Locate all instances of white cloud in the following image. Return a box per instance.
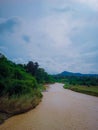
[43,0,98,11]
[39,14,72,48]
[0,0,98,74]
[75,0,98,11]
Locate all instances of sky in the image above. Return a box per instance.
[0,0,98,74]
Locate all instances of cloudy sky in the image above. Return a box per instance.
[0,0,98,74]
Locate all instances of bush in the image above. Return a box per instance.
[0,81,6,97]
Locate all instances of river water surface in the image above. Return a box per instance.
[0,83,98,130]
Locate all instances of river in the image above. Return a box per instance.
[0,83,98,130]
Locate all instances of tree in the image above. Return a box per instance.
[26,61,39,76]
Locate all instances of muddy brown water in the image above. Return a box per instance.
[0,83,98,130]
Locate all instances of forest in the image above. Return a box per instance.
[0,53,54,97]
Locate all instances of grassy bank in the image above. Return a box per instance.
[64,84,98,97]
[0,90,42,124]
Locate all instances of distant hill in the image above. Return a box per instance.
[57,71,98,77]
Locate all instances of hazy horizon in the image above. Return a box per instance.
[0,0,98,74]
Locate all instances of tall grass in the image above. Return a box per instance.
[0,90,42,124]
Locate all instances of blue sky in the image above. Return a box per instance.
[0,0,98,74]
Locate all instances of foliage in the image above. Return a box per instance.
[24,61,55,84]
[0,54,38,97]
[0,53,55,124]
[54,75,98,86]
[0,53,44,123]
[54,74,98,96]
[0,53,54,98]
[64,84,98,97]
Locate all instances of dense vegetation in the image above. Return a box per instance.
[24,61,54,84]
[0,53,54,124]
[54,75,98,96]
[54,75,98,86]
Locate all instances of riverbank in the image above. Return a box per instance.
[0,83,50,124]
[0,91,42,124]
[64,84,98,97]
[0,83,98,130]
[0,54,54,125]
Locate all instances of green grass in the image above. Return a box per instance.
[64,84,98,97]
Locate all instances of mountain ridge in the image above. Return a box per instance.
[57,71,98,77]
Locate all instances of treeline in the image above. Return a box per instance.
[54,75,98,86]
[0,53,54,123]
[0,55,35,97]
[20,61,54,84]
[0,53,54,97]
